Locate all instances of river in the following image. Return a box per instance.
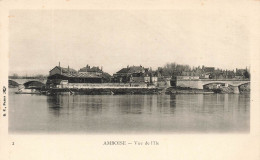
[8,88,250,134]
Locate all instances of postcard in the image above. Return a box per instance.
[0,0,260,160]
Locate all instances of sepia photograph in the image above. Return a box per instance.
[1,1,260,160]
[8,10,251,134]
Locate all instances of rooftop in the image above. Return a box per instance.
[79,66,103,73]
[116,66,148,74]
[50,66,77,73]
[61,72,101,78]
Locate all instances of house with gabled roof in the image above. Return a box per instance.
[78,65,103,76]
[112,65,158,84]
[47,63,103,88]
[49,62,77,76]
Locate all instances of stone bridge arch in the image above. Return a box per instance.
[237,82,250,93]
[23,81,45,89]
[9,78,47,88]
[9,80,20,87]
[201,81,250,93]
[202,82,229,86]
[237,81,250,87]
[202,82,230,90]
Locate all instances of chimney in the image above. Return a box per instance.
[101,66,103,71]
[60,62,62,74]
[68,65,70,71]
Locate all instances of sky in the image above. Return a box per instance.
[9,10,250,76]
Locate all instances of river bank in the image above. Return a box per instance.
[13,84,250,95]
[166,86,250,94]
[165,87,214,94]
[44,88,161,95]
[43,87,215,95]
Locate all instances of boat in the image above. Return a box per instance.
[15,88,41,94]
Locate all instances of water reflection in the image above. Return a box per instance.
[169,95,177,112]
[9,88,250,133]
[46,94,250,118]
[47,95,104,116]
[117,95,145,114]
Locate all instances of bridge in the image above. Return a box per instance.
[9,78,47,88]
[176,79,250,93]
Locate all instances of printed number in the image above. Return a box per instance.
[12,142,14,145]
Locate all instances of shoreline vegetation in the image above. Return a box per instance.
[43,87,250,95]
[49,86,250,95]
[11,85,250,95]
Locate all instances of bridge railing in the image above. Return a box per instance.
[177,78,250,81]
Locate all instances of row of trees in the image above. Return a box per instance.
[156,63,250,79]
[9,73,48,79]
[157,63,191,77]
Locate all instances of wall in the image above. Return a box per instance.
[56,83,149,89]
[177,76,200,80]
[176,80,203,89]
[78,71,102,76]
[132,77,144,83]
[156,79,171,88]
[151,77,158,85]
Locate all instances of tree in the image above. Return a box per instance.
[243,70,250,79]
[10,73,19,79]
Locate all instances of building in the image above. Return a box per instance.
[49,65,77,76]
[47,63,103,88]
[78,65,103,76]
[47,72,103,88]
[199,66,215,79]
[112,65,157,84]
[79,65,112,82]
[112,65,147,83]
